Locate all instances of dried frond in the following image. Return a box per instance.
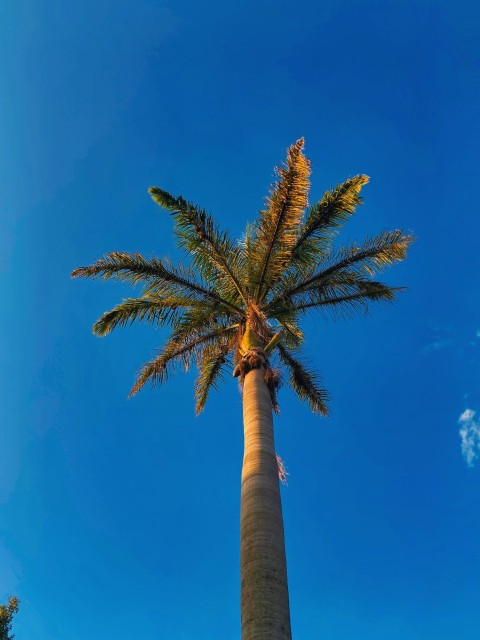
[276,454,288,485]
[264,365,281,414]
[246,301,271,344]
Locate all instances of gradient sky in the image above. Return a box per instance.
[1,1,479,638]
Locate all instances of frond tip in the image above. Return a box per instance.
[292,174,370,264]
[194,346,230,414]
[250,138,311,300]
[277,345,329,415]
[92,296,179,336]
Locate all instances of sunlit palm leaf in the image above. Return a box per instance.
[71,251,244,316]
[149,187,246,303]
[291,174,369,267]
[93,295,181,336]
[267,229,412,310]
[250,138,311,300]
[287,282,403,320]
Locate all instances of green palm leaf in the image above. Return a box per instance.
[277,344,329,415]
[129,324,238,397]
[194,345,231,415]
[267,229,413,310]
[93,295,182,336]
[283,282,403,320]
[149,187,246,303]
[291,174,369,266]
[71,251,244,316]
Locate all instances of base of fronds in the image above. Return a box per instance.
[233,349,281,413]
[232,348,266,378]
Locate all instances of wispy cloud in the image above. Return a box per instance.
[420,339,454,355]
[458,409,480,467]
[421,326,480,356]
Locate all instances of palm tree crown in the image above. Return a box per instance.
[72,138,412,415]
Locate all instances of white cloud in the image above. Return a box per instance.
[458,408,480,467]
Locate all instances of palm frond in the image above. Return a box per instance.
[169,303,239,346]
[149,187,246,303]
[267,229,413,309]
[237,223,257,295]
[93,295,182,336]
[71,251,166,284]
[250,138,311,300]
[284,282,404,320]
[277,344,329,415]
[274,315,304,348]
[129,324,238,396]
[194,345,231,415]
[71,251,245,316]
[291,175,369,266]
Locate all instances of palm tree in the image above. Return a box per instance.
[72,139,412,640]
[0,596,19,640]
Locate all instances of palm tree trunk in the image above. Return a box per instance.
[240,366,292,640]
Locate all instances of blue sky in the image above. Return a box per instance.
[1,0,479,638]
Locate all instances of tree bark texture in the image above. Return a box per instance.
[240,367,292,640]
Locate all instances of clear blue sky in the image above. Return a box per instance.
[1,1,479,638]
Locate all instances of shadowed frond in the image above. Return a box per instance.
[237,223,256,292]
[194,345,232,415]
[71,251,244,316]
[129,324,238,397]
[274,315,304,348]
[277,345,329,415]
[291,175,369,267]
[250,138,311,300]
[149,187,246,303]
[93,295,182,336]
[168,302,240,348]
